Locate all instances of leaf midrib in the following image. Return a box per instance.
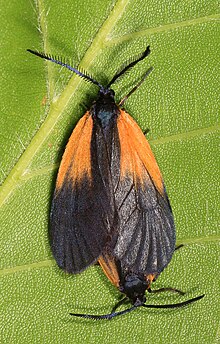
[12,124,220,184]
[0,3,218,208]
[0,0,130,207]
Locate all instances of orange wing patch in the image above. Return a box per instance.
[98,254,120,288]
[56,111,93,189]
[117,110,164,195]
[145,274,156,289]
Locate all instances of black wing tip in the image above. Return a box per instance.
[52,251,100,275]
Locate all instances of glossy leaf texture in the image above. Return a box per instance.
[0,1,219,343]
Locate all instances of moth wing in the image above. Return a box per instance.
[98,253,120,288]
[113,110,176,276]
[50,112,115,273]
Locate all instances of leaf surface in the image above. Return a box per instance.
[0,1,219,343]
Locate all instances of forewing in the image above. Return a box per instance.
[98,253,120,287]
[113,110,176,276]
[50,112,116,273]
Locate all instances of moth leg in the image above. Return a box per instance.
[111,297,128,314]
[148,287,185,296]
[143,128,150,136]
[175,244,184,251]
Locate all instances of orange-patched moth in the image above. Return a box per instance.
[28,46,204,319]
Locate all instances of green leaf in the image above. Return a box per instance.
[0,1,219,343]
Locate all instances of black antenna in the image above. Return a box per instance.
[119,66,153,106]
[27,49,103,89]
[70,305,138,320]
[70,294,204,320]
[27,46,152,95]
[142,294,205,309]
[107,45,151,88]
